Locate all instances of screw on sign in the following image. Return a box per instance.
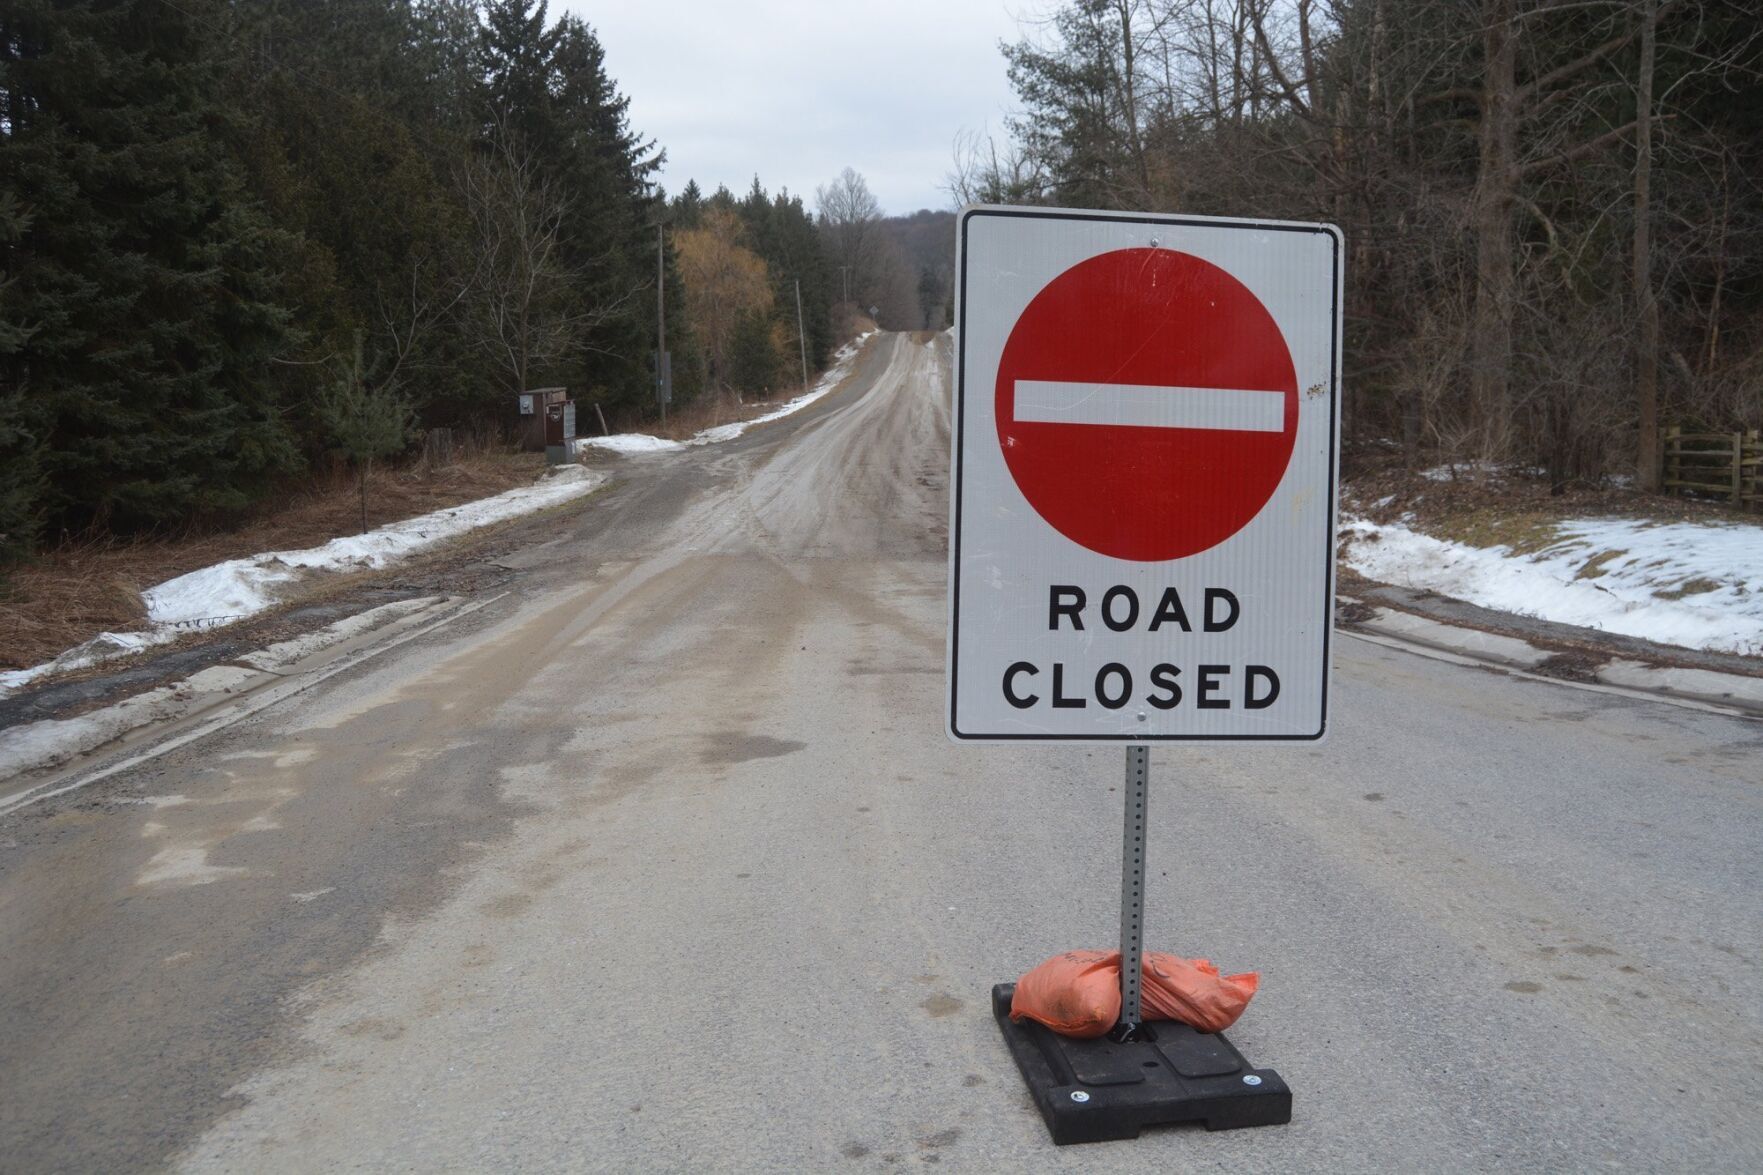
[995,247,1297,562]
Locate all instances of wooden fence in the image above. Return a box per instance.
[1663,426,1760,509]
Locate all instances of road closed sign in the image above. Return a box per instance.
[947,206,1341,742]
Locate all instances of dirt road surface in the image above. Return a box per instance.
[2,333,1759,1171]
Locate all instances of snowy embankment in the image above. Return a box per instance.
[0,334,875,700]
[1340,512,1763,656]
[574,331,872,456]
[0,466,605,698]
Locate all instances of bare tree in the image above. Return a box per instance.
[372,248,476,397]
[946,127,1047,205]
[816,167,884,311]
[458,117,627,398]
[984,0,1763,487]
[674,208,772,390]
[1633,0,1660,489]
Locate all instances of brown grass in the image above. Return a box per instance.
[1345,446,1758,539]
[637,388,795,443]
[0,449,546,670]
[600,329,876,442]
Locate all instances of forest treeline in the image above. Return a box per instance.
[953,0,1763,490]
[0,0,920,567]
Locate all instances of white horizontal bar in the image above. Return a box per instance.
[1013,380,1285,432]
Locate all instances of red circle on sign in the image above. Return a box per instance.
[995,248,1297,562]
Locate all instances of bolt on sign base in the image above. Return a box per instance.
[991,983,1291,1144]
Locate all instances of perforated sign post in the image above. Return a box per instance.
[952,206,1339,1143]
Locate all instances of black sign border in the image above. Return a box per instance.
[947,206,1342,742]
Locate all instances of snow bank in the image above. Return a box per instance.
[3,334,877,698]
[0,466,605,698]
[144,465,603,626]
[0,629,184,699]
[573,433,683,455]
[575,331,873,455]
[1341,514,1763,655]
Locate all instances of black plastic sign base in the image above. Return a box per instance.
[992,983,1292,1144]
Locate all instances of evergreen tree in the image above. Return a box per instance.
[672,180,706,228]
[772,190,835,366]
[727,309,781,396]
[0,192,42,565]
[471,4,664,410]
[317,335,415,535]
[476,0,560,145]
[736,178,834,369]
[0,0,300,551]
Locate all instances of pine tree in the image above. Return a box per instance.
[468,5,665,410]
[0,0,300,551]
[673,180,706,228]
[727,309,781,396]
[735,178,834,369]
[476,0,561,145]
[317,336,415,534]
[226,0,490,431]
[0,191,43,566]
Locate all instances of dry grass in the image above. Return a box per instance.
[1345,445,1758,543]
[602,328,877,443]
[0,449,546,670]
[637,389,793,443]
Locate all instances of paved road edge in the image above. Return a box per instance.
[1340,593,1763,718]
[0,595,482,809]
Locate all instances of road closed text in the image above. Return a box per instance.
[999,584,1281,712]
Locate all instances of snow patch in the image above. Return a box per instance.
[0,629,184,698]
[573,433,683,455]
[1340,514,1763,655]
[1418,461,1545,482]
[0,682,189,783]
[574,331,873,455]
[144,465,601,628]
[0,468,603,699]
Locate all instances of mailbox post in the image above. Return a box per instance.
[517,388,571,454]
[544,399,577,465]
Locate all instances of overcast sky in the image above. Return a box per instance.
[574,1,1033,216]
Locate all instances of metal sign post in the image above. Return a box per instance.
[1115,745,1148,1039]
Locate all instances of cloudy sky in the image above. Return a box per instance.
[575,1,1033,216]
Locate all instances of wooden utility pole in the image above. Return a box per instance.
[1634,0,1660,491]
[794,279,809,390]
[657,223,668,425]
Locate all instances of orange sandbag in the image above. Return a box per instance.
[1141,952,1259,1033]
[1009,950,1122,1038]
[1010,949,1259,1038]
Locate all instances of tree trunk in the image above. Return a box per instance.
[1633,0,1660,491]
[1547,391,1568,496]
[360,459,369,536]
[1470,0,1518,459]
[1704,151,1729,374]
[1114,0,1151,202]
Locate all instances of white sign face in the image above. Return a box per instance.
[946,206,1341,743]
